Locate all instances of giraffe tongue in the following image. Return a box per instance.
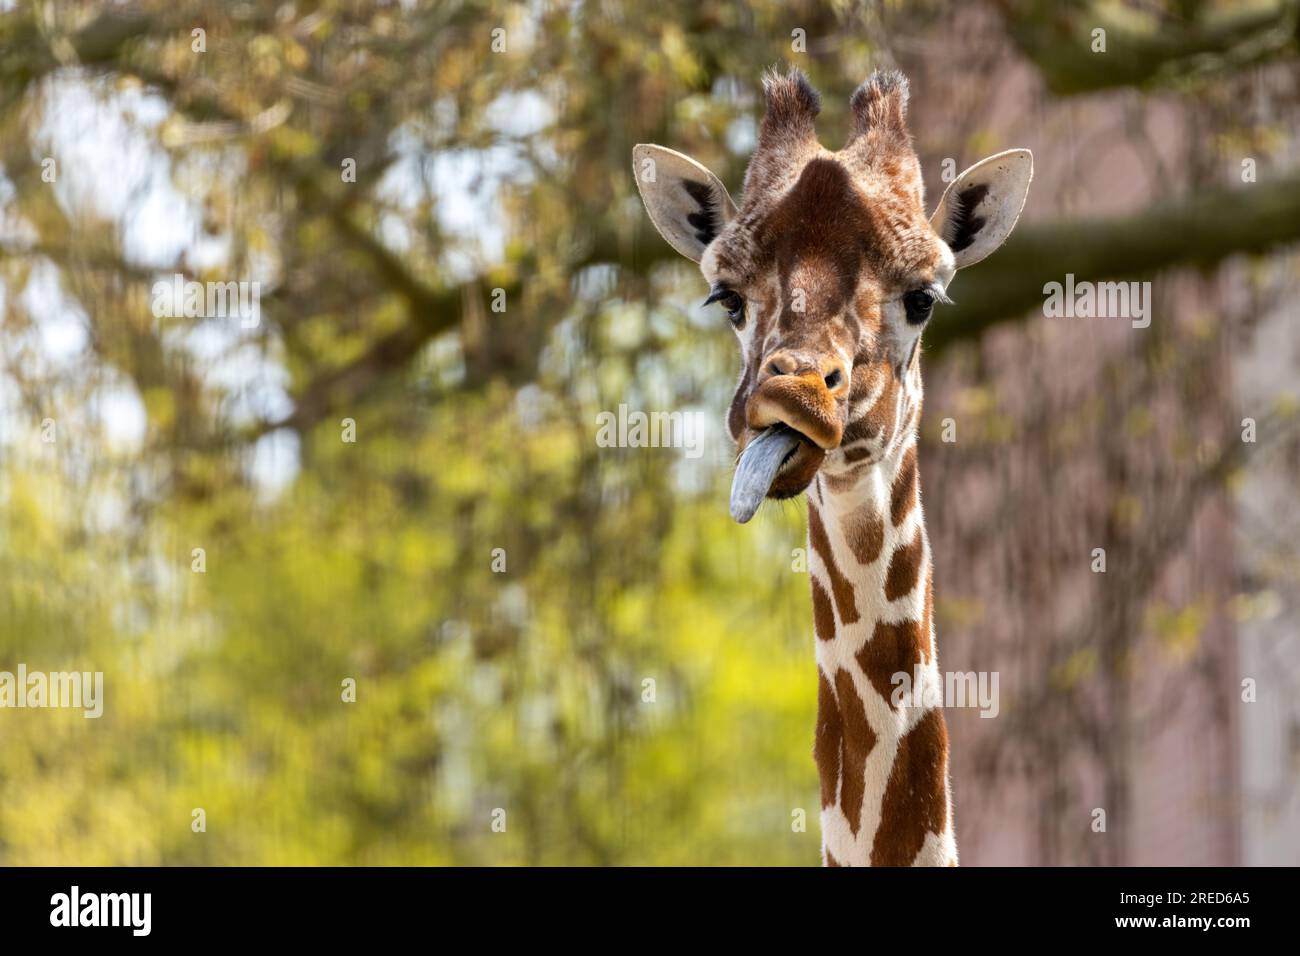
[730,425,802,524]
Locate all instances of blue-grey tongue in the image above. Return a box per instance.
[730,426,802,523]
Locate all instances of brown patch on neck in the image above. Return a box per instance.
[814,671,841,809]
[811,576,835,641]
[844,504,884,565]
[824,463,871,494]
[808,503,859,624]
[884,525,924,601]
[890,445,918,526]
[869,709,949,866]
[833,667,877,836]
[855,619,926,709]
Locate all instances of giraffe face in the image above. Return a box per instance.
[634,69,1032,517]
[703,148,951,499]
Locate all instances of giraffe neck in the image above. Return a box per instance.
[806,438,956,866]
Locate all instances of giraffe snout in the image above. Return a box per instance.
[747,349,848,450]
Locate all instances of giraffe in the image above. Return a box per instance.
[632,67,1032,866]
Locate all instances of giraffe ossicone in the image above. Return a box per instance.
[633,67,1032,866]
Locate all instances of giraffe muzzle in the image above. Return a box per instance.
[746,368,845,450]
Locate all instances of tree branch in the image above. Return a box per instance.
[263,218,676,433]
[999,0,1300,94]
[928,170,1300,351]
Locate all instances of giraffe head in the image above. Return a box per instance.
[633,68,1031,519]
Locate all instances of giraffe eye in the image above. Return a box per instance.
[704,287,746,328]
[903,288,935,324]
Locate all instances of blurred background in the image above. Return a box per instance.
[0,0,1298,865]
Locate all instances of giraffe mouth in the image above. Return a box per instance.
[730,424,809,523]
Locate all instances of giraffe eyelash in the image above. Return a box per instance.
[704,285,746,327]
[702,286,735,307]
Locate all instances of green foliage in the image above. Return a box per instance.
[1,379,819,863]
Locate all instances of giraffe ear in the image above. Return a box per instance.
[930,149,1033,269]
[632,144,737,263]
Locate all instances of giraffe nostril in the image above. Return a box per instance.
[769,362,785,377]
[824,368,843,390]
